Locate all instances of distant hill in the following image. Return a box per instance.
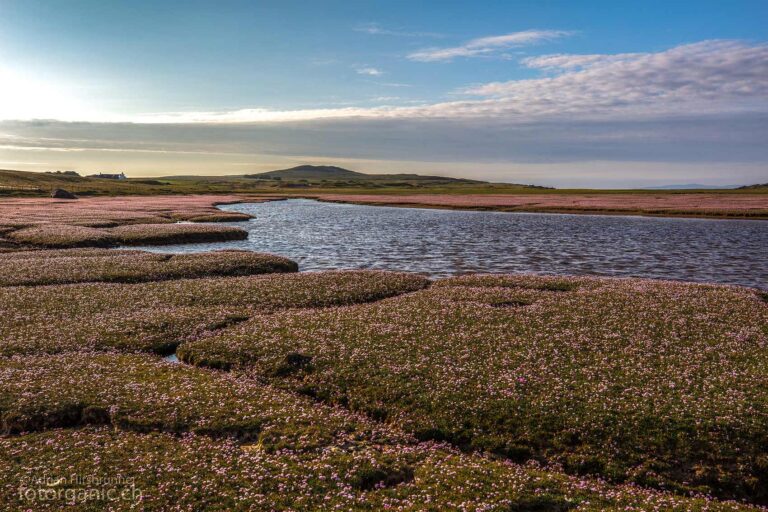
[246,165,366,180]
[0,169,87,192]
[737,183,768,190]
[0,168,174,197]
[2,167,546,197]
[243,165,484,183]
[643,184,740,190]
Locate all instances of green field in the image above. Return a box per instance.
[0,173,766,509]
[2,167,766,197]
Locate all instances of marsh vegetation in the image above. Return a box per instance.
[0,196,765,510]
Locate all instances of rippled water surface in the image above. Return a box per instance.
[138,199,768,288]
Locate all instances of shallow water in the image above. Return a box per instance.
[134,199,768,289]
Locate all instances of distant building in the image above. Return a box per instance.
[89,172,127,180]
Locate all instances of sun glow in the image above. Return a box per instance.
[0,66,99,121]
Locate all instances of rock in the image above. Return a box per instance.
[51,188,78,199]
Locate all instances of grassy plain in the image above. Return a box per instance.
[0,251,764,510]
[2,168,767,219]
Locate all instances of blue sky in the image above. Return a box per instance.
[0,0,766,186]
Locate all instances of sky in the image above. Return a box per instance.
[0,0,766,187]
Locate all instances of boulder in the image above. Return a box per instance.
[51,188,78,199]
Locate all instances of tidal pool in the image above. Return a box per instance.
[133,199,768,289]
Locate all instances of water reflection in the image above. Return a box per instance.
[134,199,768,289]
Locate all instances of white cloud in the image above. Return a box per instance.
[3,40,766,130]
[354,23,442,38]
[356,67,384,76]
[373,82,412,88]
[3,38,766,185]
[408,29,573,62]
[462,40,768,117]
[132,108,379,123]
[3,117,767,186]
[125,40,768,125]
[520,52,643,70]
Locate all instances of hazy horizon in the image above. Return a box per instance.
[1,0,767,188]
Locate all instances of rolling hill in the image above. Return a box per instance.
[3,167,764,199]
[245,165,366,180]
[738,183,768,190]
[643,183,740,190]
[0,167,506,197]
[242,165,485,184]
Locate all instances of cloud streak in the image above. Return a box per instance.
[2,115,766,187]
[354,23,442,38]
[2,39,767,186]
[122,40,767,125]
[407,29,573,62]
[356,67,384,76]
[463,40,768,116]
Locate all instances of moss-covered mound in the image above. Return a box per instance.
[0,249,297,286]
[0,270,430,356]
[5,223,250,248]
[6,224,119,248]
[1,428,757,511]
[178,274,768,502]
[109,223,248,245]
[174,211,253,222]
[0,353,398,447]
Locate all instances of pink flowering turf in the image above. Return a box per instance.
[1,427,760,511]
[0,270,430,357]
[6,223,250,248]
[0,249,298,286]
[179,274,768,502]
[0,195,263,249]
[6,224,119,248]
[108,222,248,245]
[0,241,765,509]
[0,194,257,226]
[317,193,768,218]
[0,352,402,447]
